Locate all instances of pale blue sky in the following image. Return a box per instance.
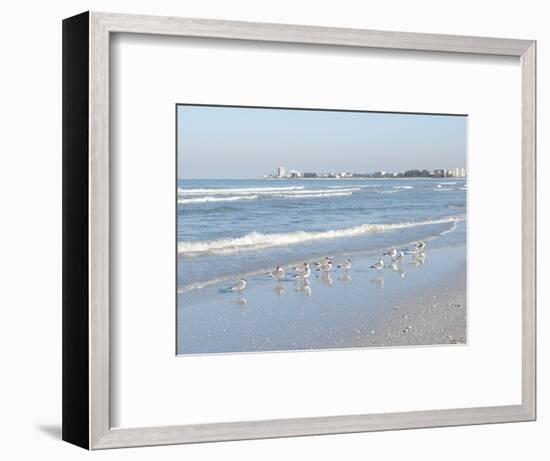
[177,105,467,179]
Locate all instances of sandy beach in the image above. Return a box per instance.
[177,221,467,355]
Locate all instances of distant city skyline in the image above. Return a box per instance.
[265,165,467,179]
[177,105,467,179]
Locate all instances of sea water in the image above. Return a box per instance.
[177,178,466,293]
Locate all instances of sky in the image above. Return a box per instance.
[177,105,467,179]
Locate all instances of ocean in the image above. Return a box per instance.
[177,178,467,294]
[176,178,467,354]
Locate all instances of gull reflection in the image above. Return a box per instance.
[232,296,248,308]
[338,273,353,284]
[295,279,312,296]
[371,275,384,287]
[409,252,426,266]
[273,282,285,297]
[320,271,333,286]
[391,262,406,279]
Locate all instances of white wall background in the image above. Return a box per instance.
[0,0,545,459]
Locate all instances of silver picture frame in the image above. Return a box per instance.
[62,11,536,449]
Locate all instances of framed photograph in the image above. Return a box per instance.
[63,11,536,449]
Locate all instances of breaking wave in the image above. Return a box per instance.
[178,195,258,204]
[178,216,465,257]
[274,192,353,199]
[178,186,305,196]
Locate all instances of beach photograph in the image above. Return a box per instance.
[176,105,467,355]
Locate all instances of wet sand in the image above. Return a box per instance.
[177,234,467,354]
[347,268,466,348]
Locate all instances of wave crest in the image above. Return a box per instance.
[274,191,353,199]
[178,195,258,204]
[178,186,304,196]
[178,216,465,257]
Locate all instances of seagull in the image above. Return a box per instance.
[316,259,332,272]
[268,266,285,280]
[337,258,352,270]
[293,263,311,279]
[370,258,384,272]
[392,250,405,263]
[230,279,246,291]
[293,261,308,271]
[294,261,309,271]
[404,246,421,255]
[314,256,330,267]
[415,241,426,252]
[383,248,397,260]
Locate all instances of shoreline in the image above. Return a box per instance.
[177,237,467,354]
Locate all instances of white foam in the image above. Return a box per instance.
[433,188,453,191]
[326,184,382,189]
[376,190,400,194]
[178,195,258,204]
[278,188,360,194]
[439,220,458,235]
[392,185,413,189]
[274,192,353,199]
[178,216,465,257]
[178,186,304,196]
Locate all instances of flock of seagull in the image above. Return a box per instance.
[227,240,427,293]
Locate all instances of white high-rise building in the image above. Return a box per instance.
[447,167,467,178]
[278,166,286,177]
